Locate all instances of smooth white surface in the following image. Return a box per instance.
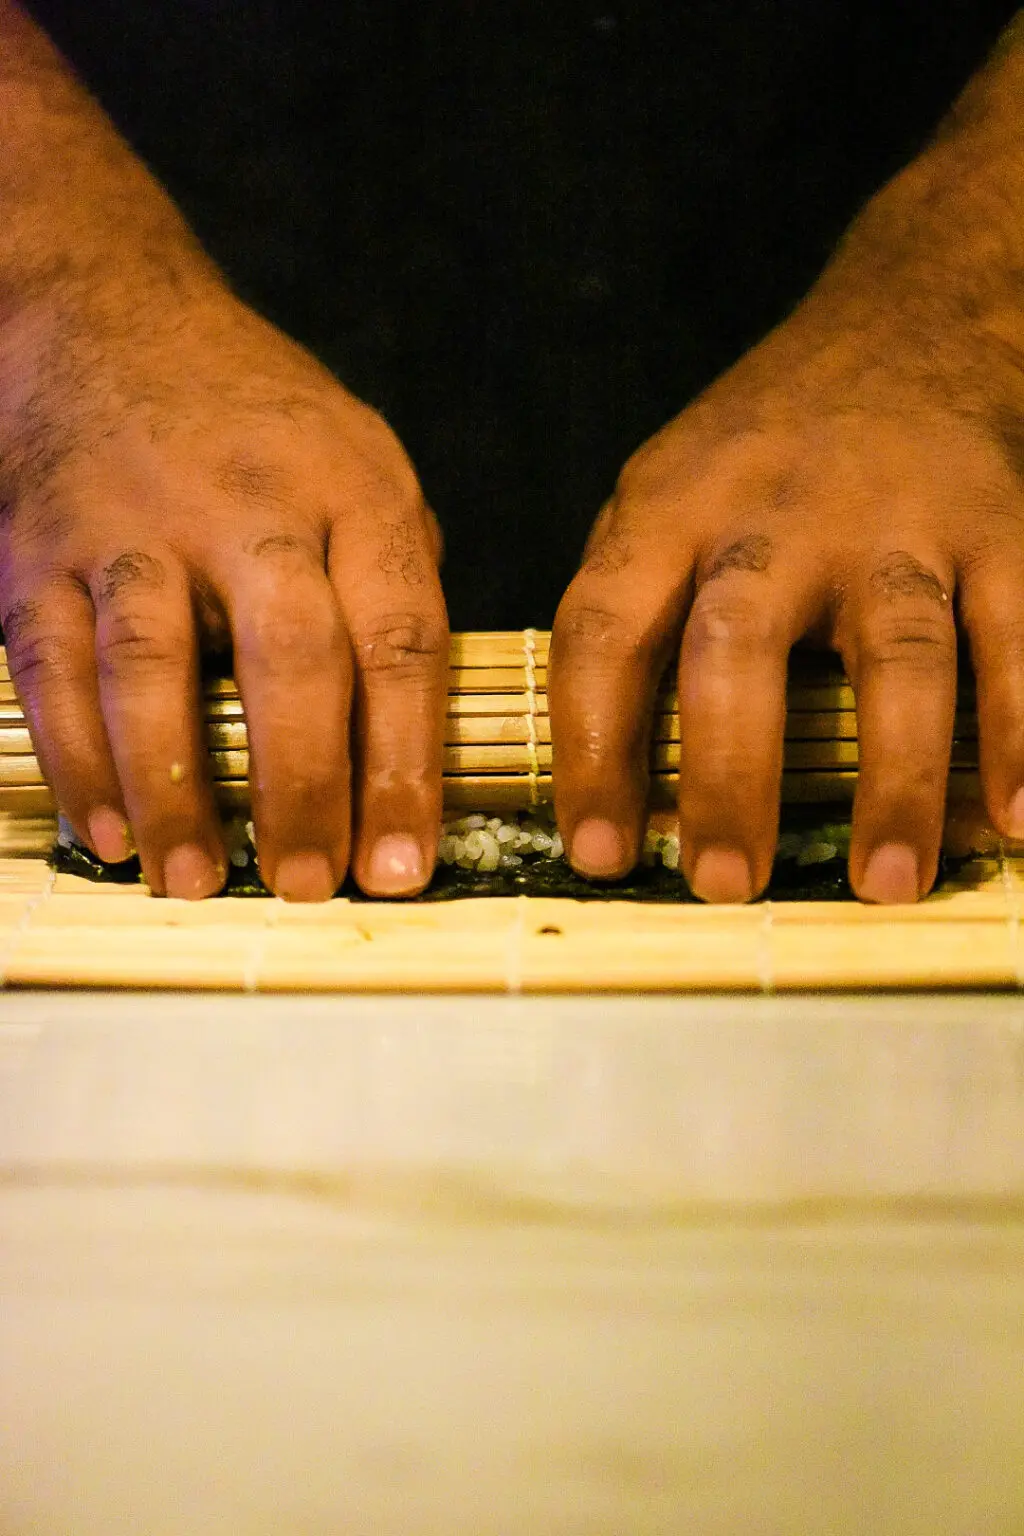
[3,993,1024,1534]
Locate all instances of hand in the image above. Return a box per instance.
[0,277,447,899]
[550,215,1024,903]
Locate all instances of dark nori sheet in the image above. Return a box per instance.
[49,813,969,903]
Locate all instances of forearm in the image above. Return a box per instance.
[0,0,218,318]
[807,12,1024,372]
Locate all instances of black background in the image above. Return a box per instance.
[23,0,1020,627]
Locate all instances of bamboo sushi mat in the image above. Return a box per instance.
[0,843,1019,991]
[0,630,1014,992]
[0,629,986,812]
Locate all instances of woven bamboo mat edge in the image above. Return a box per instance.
[0,854,1022,993]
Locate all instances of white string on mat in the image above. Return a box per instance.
[0,866,55,988]
[242,898,283,994]
[757,900,775,995]
[998,840,1024,989]
[503,894,530,995]
[522,627,541,807]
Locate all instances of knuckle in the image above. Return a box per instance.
[96,612,183,677]
[93,552,184,676]
[699,533,773,585]
[553,602,654,663]
[613,415,721,508]
[854,610,956,671]
[614,450,654,502]
[353,611,447,680]
[866,552,949,607]
[2,598,78,690]
[346,441,423,519]
[97,550,167,605]
[3,595,46,664]
[615,435,682,501]
[580,502,634,579]
[245,531,317,565]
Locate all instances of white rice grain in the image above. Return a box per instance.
[477,831,501,871]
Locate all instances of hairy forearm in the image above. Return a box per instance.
[811,11,1024,362]
[0,0,218,318]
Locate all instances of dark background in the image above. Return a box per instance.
[23,0,1020,628]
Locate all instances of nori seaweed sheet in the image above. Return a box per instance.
[49,812,968,903]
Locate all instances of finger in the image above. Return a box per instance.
[228,537,352,902]
[1,577,133,862]
[92,547,225,898]
[835,549,957,904]
[675,542,820,902]
[956,540,1024,841]
[328,505,448,897]
[549,494,690,880]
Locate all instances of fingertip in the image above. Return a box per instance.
[361,832,431,897]
[162,843,226,901]
[86,806,135,864]
[688,847,754,904]
[271,850,338,903]
[856,843,921,905]
[569,818,632,880]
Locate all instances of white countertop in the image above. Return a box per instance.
[3,992,1023,1534]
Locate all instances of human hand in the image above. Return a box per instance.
[0,278,447,899]
[550,164,1024,903]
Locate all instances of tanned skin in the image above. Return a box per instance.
[1,8,1022,905]
[0,0,447,901]
[551,13,1024,903]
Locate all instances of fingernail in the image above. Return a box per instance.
[570,818,627,878]
[690,847,753,903]
[88,807,135,864]
[860,843,920,904]
[273,851,336,903]
[163,844,224,900]
[1008,789,1024,840]
[367,834,425,895]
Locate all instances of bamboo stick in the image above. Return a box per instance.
[0,708,983,753]
[0,769,988,815]
[0,635,985,814]
[0,741,984,786]
[0,862,1022,991]
[0,675,977,716]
